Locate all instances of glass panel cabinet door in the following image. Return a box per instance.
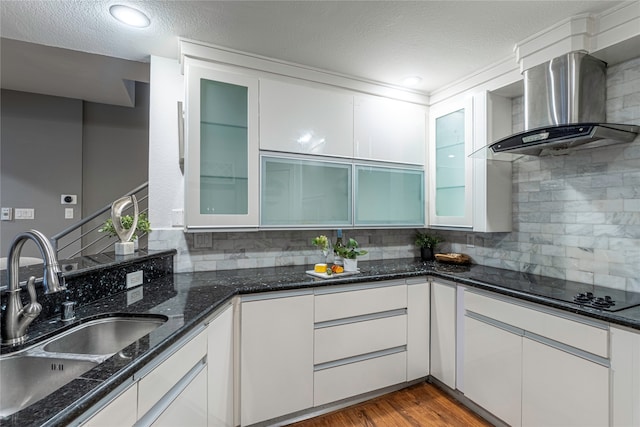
[355,165,424,226]
[261,156,352,227]
[429,98,473,228]
[185,63,259,228]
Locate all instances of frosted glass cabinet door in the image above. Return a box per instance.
[261,156,352,227]
[354,95,426,165]
[185,63,259,229]
[259,79,354,157]
[355,165,424,226]
[429,99,473,228]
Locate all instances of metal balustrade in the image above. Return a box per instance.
[51,182,149,259]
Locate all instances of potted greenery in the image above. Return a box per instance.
[334,238,368,271]
[99,212,151,250]
[415,231,443,261]
[311,235,330,262]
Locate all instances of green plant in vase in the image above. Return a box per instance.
[415,231,443,261]
[333,238,367,272]
[99,212,152,243]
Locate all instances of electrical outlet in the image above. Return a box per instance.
[127,287,143,305]
[466,234,475,248]
[194,233,212,249]
[126,270,144,288]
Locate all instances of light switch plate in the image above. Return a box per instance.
[1,207,12,221]
[15,208,35,219]
[126,270,144,288]
[65,208,74,219]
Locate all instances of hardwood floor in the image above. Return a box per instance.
[287,382,492,427]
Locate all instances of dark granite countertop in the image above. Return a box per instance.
[2,257,639,426]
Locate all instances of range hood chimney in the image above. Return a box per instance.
[489,51,639,156]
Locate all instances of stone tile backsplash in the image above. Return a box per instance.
[150,56,640,292]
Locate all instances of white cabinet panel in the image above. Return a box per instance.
[150,367,208,427]
[137,329,208,417]
[465,291,608,358]
[240,293,314,425]
[314,314,407,364]
[207,306,234,427]
[429,99,473,228]
[261,155,352,227]
[314,351,407,406]
[315,283,407,322]
[464,316,522,427]
[522,337,609,427]
[82,383,137,427]
[611,326,640,427]
[430,280,456,389]
[260,79,354,157]
[184,62,259,229]
[407,280,430,381]
[354,165,425,226]
[354,95,426,165]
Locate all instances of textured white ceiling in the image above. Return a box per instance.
[0,0,627,104]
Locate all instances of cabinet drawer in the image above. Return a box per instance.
[314,351,407,406]
[137,329,208,416]
[465,291,608,357]
[315,283,407,322]
[315,314,407,364]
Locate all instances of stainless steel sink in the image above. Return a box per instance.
[0,355,97,418]
[43,316,167,355]
[0,314,167,418]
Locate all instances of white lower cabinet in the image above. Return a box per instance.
[149,366,208,427]
[464,315,522,427]
[240,291,314,426]
[522,337,608,427]
[82,382,138,427]
[430,280,456,389]
[464,290,611,427]
[313,281,411,407]
[314,351,407,406]
[207,305,234,427]
[406,279,430,381]
[611,326,640,426]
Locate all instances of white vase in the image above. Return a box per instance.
[343,258,358,272]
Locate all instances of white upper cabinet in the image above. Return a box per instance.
[354,95,426,165]
[428,97,473,228]
[184,61,259,229]
[259,78,354,158]
[471,91,512,233]
[428,91,512,231]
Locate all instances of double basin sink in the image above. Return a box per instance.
[0,314,167,418]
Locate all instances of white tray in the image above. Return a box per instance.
[305,269,360,279]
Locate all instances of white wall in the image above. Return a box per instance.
[148,56,184,231]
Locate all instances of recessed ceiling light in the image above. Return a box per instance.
[401,76,422,87]
[109,5,150,28]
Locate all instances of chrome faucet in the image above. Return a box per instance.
[2,230,66,345]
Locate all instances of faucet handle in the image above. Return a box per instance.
[24,277,42,319]
[61,301,76,322]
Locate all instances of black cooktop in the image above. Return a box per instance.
[467,267,640,312]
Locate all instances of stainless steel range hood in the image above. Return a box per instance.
[488,51,639,157]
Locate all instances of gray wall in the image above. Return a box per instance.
[0,84,149,259]
[82,82,149,253]
[0,90,83,258]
